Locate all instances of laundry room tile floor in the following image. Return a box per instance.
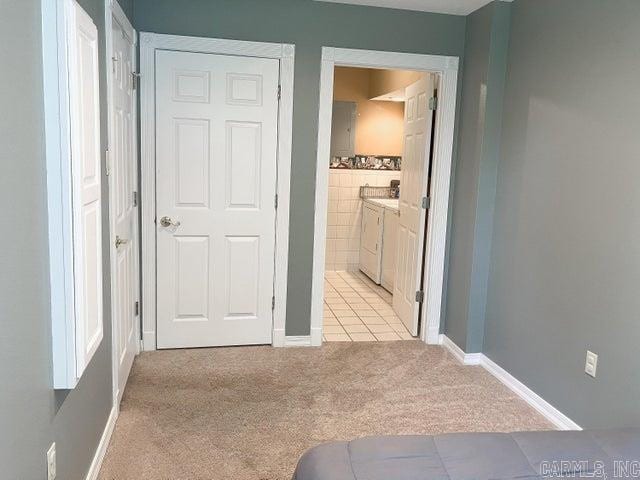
[323,271,415,342]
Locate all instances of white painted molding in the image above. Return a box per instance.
[140,32,156,352]
[312,47,459,348]
[480,355,582,431]
[310,326,323,347]
[139,33,294,351]
[85,405,118,480]
[438,335,581,431]
[273,45,296,349]
[439,335,482,365]
[272,328,285,348]
[42,0,78,389]
[283,336,313,347]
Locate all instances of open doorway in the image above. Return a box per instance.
[321,66,437,342]
[311,47,459,347]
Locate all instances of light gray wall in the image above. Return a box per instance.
[133,0,467,336]
[0,1,130,478]
[444,1,510,353]
[484,0,640,428]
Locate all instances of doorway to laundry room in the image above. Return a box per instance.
[322,66,438,342]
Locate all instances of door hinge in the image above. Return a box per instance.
[132,72,140,90]
[134,301,139,316]
[275,194,279,210]
[111,56,118,74]
[277,85,281,100]
[422,196,431,210]
[105,149,111,176]
[415,291,424,303]
[428,96,438,111]
[272,296,276,310]
[133,191,138,207]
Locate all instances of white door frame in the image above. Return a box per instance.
[139,33,295,350]
[311,47,459,346]
[105,0,139,403]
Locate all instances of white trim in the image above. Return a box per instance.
[85,405,118,480]
[283,336,313,347]
[480,354,582,431]
[438,335,582,431]
[438,334,482,365]
[42,0,78,389]
[312,47,459,348]
[140,33,295,350]
[105,0,139,404]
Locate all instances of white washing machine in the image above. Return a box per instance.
[359,198,400,286]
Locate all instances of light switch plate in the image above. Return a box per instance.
[47,442,56,480]
[585,350,598,378]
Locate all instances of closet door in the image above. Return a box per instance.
[67,0,103,374]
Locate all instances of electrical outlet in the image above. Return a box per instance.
[47,443,56,480]
[585,351,598,378]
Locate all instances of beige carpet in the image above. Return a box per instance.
[98,341,552,480]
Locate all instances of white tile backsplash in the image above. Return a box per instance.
[325,169,401,271]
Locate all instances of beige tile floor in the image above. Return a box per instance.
[323,270,415,342]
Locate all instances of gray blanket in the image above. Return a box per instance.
[293,429,640,479]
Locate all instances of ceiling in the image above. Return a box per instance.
[314,0,510,16]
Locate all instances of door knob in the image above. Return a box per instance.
[115,236,128,248]
[159,216,181,228]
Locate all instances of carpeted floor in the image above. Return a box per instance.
[98,341,553,480]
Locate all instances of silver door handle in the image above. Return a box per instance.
[115,236,128,248]
[159,216,181,228]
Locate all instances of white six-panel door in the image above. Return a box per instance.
[393,74,434,336]
[109,12,139,402]
[155,50,280,349]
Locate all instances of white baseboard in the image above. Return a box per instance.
[283,335,313,347]
[480,355,582,431]
[439,335,581,431]
[85,405,118,480]
[439,334,482,365]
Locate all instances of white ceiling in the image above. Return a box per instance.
[314,0,510,16]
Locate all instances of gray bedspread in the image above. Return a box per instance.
[292,429,640,479]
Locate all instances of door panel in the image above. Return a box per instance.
[175,236,210,319]
[226,122,261,208]
[393,74,434,335]
[225,236,260,318]
[109,14,138,403]
[156,50,279,349]
[175,119,210,207]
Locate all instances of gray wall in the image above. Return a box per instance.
[483,0,640,428]
[133,0,467,335]
[444,1,510,353]
[0,1,130,478]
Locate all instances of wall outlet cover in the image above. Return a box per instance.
[585,350,598,378]
[47,442,56,480]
